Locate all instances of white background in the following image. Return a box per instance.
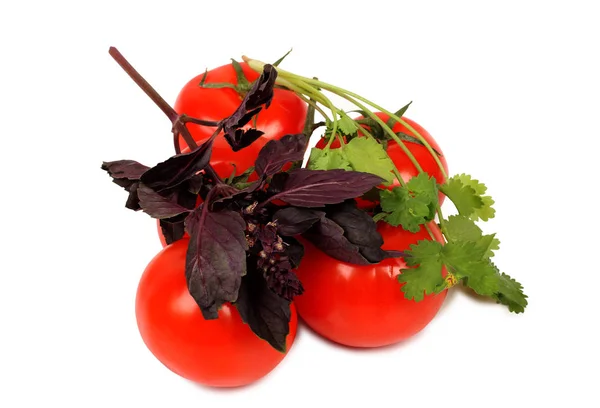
[1,0,598,406]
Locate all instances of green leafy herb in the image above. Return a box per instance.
[399,234,526,312]
[378,173,438,232]
[440,174,495,221]
[343,137,395,185]
[337,112,359,136]
[455,174,495,221]
[307,147,352,171]
[397,240,446,301]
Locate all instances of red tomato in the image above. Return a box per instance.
[174,61,307,177]
[315,114,448,205]
[136,239,298,387]
[294,222,446,348]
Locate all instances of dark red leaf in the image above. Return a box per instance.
[255,134,307,177]
[140,139,213,192]
[273,207,325,236]
[184,206,248,319]
[137,184,191,219]
[235,270,291,352]
[159,217,186,245]
[101,160,150,186]
[101,160,150,210]
[302,217,371,265]
[269,169,383,207]
[222,64,277,151]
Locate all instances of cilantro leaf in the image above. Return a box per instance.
[494,272,528,313]
[343,137,395,185]
[307,147,352,171]
[439,176,483,218]
[378,174,438,232]
[398,240,446,301]
[337,112,358,136]
[455,174,495,221]
[444,215,500,258]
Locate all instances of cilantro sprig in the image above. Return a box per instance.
[243,56,528,314]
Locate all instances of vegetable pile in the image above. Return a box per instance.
[103,47,527,386]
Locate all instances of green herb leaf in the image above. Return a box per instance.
[494,272,528,313]
[307,147,352,171]
[439,176,483,218]
[455,174,495,221]
[444,215,500,258]
[398,240,446,301]
[337,112,359,136]
[343,137,395,185]
[378,173,438,232]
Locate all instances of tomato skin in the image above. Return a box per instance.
[294,222,446,348]
[174,61,307,176]
[315,115,448,206]
[136,239,298,387]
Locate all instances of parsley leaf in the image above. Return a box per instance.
[398,240,446,301]
[307,147,352,171]
[378,173,438,232]
[343,137,395,185]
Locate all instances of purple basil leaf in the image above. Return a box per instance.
[101,160,150,211]
[326,200,404,263]
[245,64,277,110]
[159,216,186,245]
[225,128,265,152]
[185,206,248,319]
[273,207,325,236]
[267,172,289,196]
[235,270,291,352]
[302,217,371,265]
[211,180,262,212]
[326,200,383,247]
[137,184,192,219]
[140,139,213,192]
[255,134,308,177]
[222,65,277,151]
[282,236,304,268]
[187,173,204,195]
[270,169,384,207]
[101,160,150,187]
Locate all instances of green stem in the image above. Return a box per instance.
[268,66,448,179]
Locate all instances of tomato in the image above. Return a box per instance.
[315,114,448,205]
[136,239,298,387]
[294,222,446,348]
[174,61,307,177]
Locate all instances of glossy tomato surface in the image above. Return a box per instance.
[315,114,448,205]
[174,61,307,178]
[136,239,298,387]
[294,222,446,348]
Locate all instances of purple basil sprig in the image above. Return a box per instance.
[102,59,401,352]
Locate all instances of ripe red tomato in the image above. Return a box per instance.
[315,114,448,205]
[174,61,307,177]
[136,239,298,387]
[294,222,446,348]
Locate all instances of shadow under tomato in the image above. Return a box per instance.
[296,313,438,355]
